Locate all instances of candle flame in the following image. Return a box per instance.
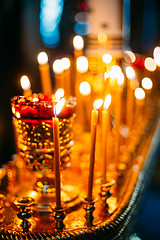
[55,88,65,100]
[154,54,160,67]
[79,81,91,96]
[126,66,135,80]
[102,54,112,64]
[16,111,21,118]
[110,65,122,79]
[54,98,65,116]
[76,56,88,73]
[93,99,103,110]
[73,35,84,50]
[12,106,15,114]
[124,50,136,63]
[61,57,71,70]
[153,46,160,57]
[142,77,153,90]
[104,72,110,81]
[117,73,124,87]
[103,94,111,110]
[33,97,39,102]
[53,59,63,74]
[37,52,48,65]
[144,57,157,72]
[20,75,31,90]
[153,50,160,67]
[134,88,145,100]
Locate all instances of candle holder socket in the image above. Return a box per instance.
[14,196,35,232]
[52,204,67,231]
[82,198,98,227]
[99,178,116,210]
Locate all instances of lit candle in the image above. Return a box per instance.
[20,75,32,97]
[73,35,84,60]
[114,72,124,166]
[55,88,65,101]
[141,77,153,92]
[87,106,98,202]
[52,98,65,209]
[126,66,136,128]
[144,57,157,72]
[134,88,145,121]
[79,81,92,129]
[102,94,112,183]
[61,57,71,96]
[104,71,110,95]
[37,52,52,95]
[53,59,64,91]
[102,53,112,72]
[153,46,160,67]
[76,56,88,96]
[53,116,61,209]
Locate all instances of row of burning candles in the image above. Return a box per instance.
[18,35,160,211]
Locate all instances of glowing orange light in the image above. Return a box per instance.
[79,81,91,96]
[153,53,160,67]
[103,94,111,110]
[12,106,15,114]
[53,59,63,74]
[117,73,124,87]
[61,57,71,70]
[134,88,145,100]
[110,65,122,79]
[142,77,153,90]
[20,75,31,90]
[126,66,135,80]
[33,97,39,102]
[104,72,110,81]
[124,50,136,63]
[153,46,160,57]
[37,52,48,65]
[76,56,88,73]
[54,98,65,116]
[55,88,65,100]
[73,35,84,50]
[102,54,112,64]
[144,57,157,72]
[16,112,21,118]
[93,99,103,110]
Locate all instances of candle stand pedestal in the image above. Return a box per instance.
[13,197,35,233]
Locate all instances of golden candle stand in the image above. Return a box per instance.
[0,106,160,239]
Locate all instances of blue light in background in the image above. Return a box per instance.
[74,21,90,36]
[40,0,64,48]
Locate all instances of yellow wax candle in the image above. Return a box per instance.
[114,73,124,167]
[134,88,145,121]
[102,94,112,183]
[126,66,136,128]
[53,59,64,91]
[73,35,84,61]
[79,81,92,129]
[37,52,52,95]
[61,57,71,97]
[76,57,89,127]
[87,108,98,202]
[53,116,61,209]
[20,75,32,97]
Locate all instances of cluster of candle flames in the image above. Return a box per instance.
[17,34,160,209]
